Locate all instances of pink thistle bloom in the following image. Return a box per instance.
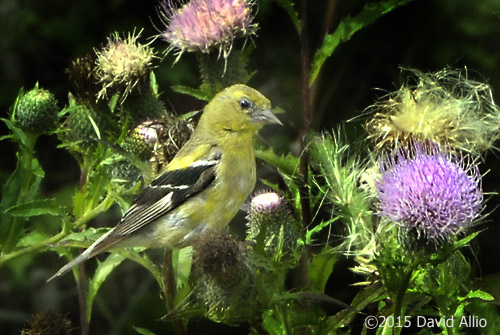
[159,0,257,60]
[377,142,483,245]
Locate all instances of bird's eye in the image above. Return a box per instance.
[239,97,251,110]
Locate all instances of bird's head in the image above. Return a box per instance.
[199,84,281,137]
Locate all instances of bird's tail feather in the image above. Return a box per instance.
[47,228,117,282]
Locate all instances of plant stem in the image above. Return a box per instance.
[295,0,312,290]
[0,226,68,269]
[77,263,89,335]
[163,249,186,335]
[392,268,414,335]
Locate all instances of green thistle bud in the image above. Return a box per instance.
[13,86,59,134]
[121,116,193,173]
[193,231,261,323]
[107,157,143,193]
[247,191,302,265]
[414,251,470,296]
[21,311,74,335]
[62,102,111,152]
[120,90,167,127]
[122,120,167,160]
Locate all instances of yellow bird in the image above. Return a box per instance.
[49,84,281,280]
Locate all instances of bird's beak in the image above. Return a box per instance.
[251,108,282,125]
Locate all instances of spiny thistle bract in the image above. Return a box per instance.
[247,191,302,265]
[119,89,167,127]
[193,231,261,324]
[377,142,483,246]
[95,30,156,100]
[21,311,74,335]
[13,85,59,134]
[122,116,194,173]
[159,0,257,62]
[62,102,113,152]
[364,68,500,155]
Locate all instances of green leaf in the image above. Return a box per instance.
[306,217,340,245]
[133,326,157,335]
[1,117,27,145]
[4,199,66,218]
[255,148,299,178]
[0,155,24,244]
[459,289,494,303]
[310,0,413,85]
[276,0,301,34]
[87,252,126,321]
[150,71,159,96]
[308,246,338,293]
[170,85,211,101]
[17,230,50,247]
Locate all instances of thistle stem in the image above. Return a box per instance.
[295,0,312,290]
[392,267,413,335]
[163,249,186,335]
[77,263,89,335]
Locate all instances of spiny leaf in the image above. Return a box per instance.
[4,199,67,218]
[310,0,413,85]
[171,85,211,102]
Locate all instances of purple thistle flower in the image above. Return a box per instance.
[377,143,483,244]
[159,0,257,60]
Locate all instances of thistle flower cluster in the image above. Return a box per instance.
[95,30,156,100]
[159,0,257,61]
[364,68,500,155]
[376,142,483,245]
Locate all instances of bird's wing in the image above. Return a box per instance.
[93,148,221,252]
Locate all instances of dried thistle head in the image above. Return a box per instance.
[364,68,500,155]
[158,0,257,62]
[95,29,156,100]
[21,311,74,335]
[66,53,99,99]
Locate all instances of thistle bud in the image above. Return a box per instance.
[21,311,74,335]
[66,53,99,99]
[119,90,167,127]
[414,251,470,296]
[107,157,143,193]
[193,231,260,323]
[247,191,302,265]
[14,86,59,134]
[62,102,111,152]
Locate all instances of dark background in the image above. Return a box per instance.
[1,0,500,334]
